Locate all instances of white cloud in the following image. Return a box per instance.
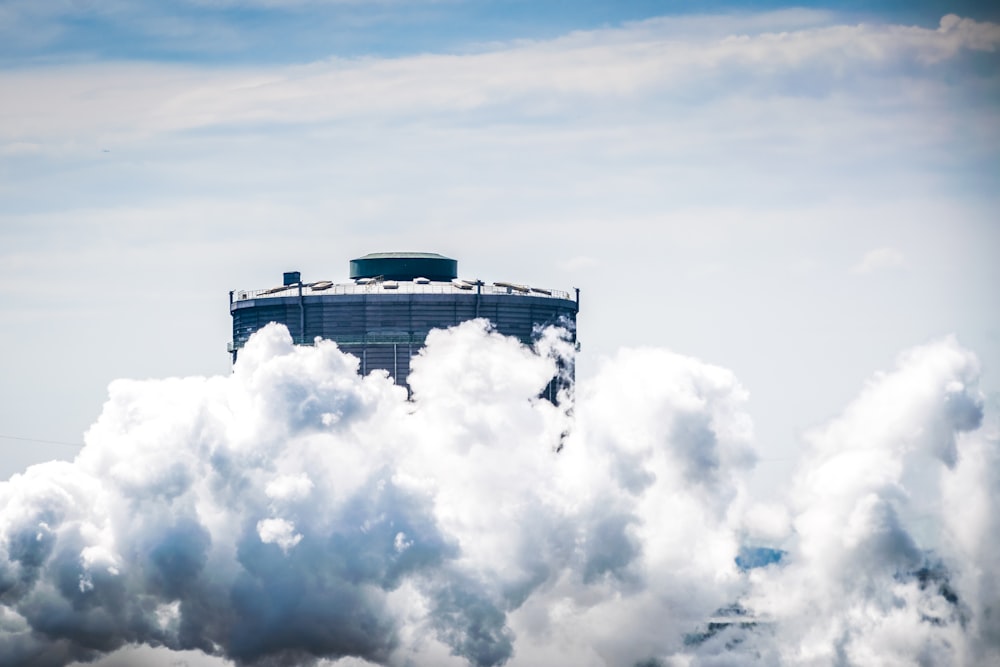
[738,337,988,666]
[265,473,314,501]
[1,14,997,144]
[4,323,994,666]
[0,322,754,666]
[257,517,303,552]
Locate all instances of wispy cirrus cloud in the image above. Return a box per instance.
[2,14,997,144]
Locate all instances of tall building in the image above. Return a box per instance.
[229,252,579,399]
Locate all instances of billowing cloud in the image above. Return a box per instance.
[0,321,750,667]
[706,338,993,666]
[1,322,996,666]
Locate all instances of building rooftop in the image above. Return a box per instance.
[232,277,576,304]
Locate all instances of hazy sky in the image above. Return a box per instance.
[1,2,999,666]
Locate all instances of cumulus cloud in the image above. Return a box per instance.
[1,323,996,667]
[721,338,992,666]
[256,518,302,553]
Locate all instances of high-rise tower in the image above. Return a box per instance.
[229,252,578,399]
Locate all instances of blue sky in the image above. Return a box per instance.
[3,1,998,65]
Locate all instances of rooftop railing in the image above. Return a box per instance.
[233,281,576,303]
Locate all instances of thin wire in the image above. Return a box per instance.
[0,434,84,449]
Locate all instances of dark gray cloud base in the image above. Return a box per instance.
[0,322,996,666]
